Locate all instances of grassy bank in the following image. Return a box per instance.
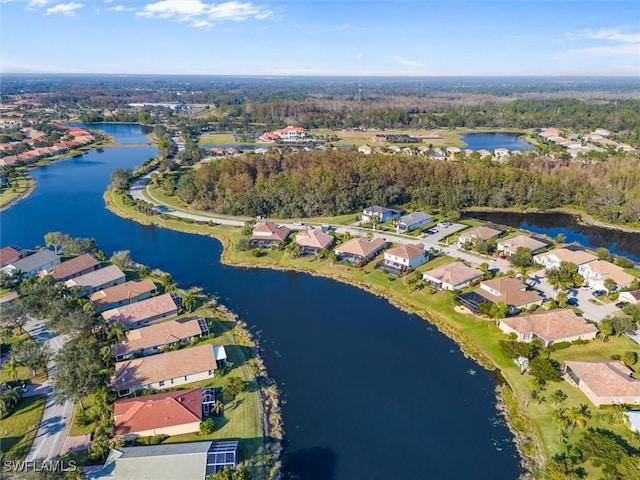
[0,395,47,460]
[106,188,640,477]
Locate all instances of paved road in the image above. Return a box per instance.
[24,319,74,462]
[133,175,625,324]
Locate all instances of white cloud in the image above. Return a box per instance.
[27,0,49,7]
[107,5,133,12]
[138,0,271,25]
[558,27,640,57]
[393,56,424,68]
[46,2,84,15]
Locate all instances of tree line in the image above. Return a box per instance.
[171,150,640,225]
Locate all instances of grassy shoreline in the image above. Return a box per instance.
[104,187,640,478]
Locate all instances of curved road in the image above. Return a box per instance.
[132,175,619,323]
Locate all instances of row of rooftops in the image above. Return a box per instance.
[537,127,637,157]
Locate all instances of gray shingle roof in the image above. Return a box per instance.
[8,249,59,272]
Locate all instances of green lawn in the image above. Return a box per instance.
[108,187,640,474]
[0,176,33,209]
[0,395,46,460]
[199,133,241,145]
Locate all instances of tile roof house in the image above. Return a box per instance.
[112,317,209,361]
[499,309,597,347]
[361,206,402,223]
[577,260,635,290]
[0,246,21,267]
[619,289,640,305]
[335,237,386,264]
[90,440,239,480]
[90,279,158,314]
[458,226,504,245]
[475,277,543,313]
[41,253,99,282]
[565,361,640,407]
[295,228,335,254]
[533,247,598,269]
[113,388,203,438]
[396,212,433,232]
[113,344,217,397]
[102,293,179,329]
[1,249,60,278]
[422,261,483,291]
[497,235,549,256]
[250,221,291,247]
[383,244,429,272]
[65,265,126,297]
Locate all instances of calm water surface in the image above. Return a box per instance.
[461,133,532,151]
[0,124,523,479]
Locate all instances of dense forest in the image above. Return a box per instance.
[172,151,640,224]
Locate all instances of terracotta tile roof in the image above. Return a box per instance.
[90,279,157,309]
[476,277,542,307]
[565,361,640,399]
[384,243,426,260]
[112,317,206,358]
[114,388,202,436]
[335,237,385,258]
[102,293,178,326]
[0,247,21,267]
[534,248,597,266]
[44,253,99,281]
[501,309,597,343]
[251,221,290,242]
[114,344,217,391]
[423,261,483,287]
[585,260,635,286]
[460,226,503,241]
[498,235,548,253]
[295,229,334,250]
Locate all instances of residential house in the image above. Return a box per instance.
[422,261,483,291]
[335,237,386,264]
[497,235,549,256]
[90,440,239,480]
[1,249,60,278]
[91,279,158,314]
[577,260,635,290]
[619,289,640,305]
[112,316,209,361]
[65,265,126,296]
[40,253,99,282]
[383,244,429,273]
[460,277,543,314]
[498,309,597,347]
[250,221,291,247]
[0,246,21,267]
[273,126,305,140]
[102,293,180,329]
[113,344,217,397]
[113,388,203,438]
[295,228,334,255]
[396,212,433,233]
[533,247,598,270]
[565,361,640,407]
[458,226,504,246]
[357,145,372,155]
[361,206,402,223]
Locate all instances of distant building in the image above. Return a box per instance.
[250,221,291,247]
[497,236,549,256]
[1,249,60,278]
[565,361,640,407]
[40,253,99,282]
[361,206,402,223]
[335,237,386,264]
[383,244,429,272]
[102,293,180,329]
[396,212,433,232]
[295,228,335,255]
[65,265,126,296]
[422,261,483,291]
[90,279,158,314]
[498,309,597,347]
[534,247,598,270]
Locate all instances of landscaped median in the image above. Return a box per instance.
[105,187,640,478]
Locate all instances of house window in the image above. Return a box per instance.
[170,379,174,384]
[118,389,130,396]
[159,381,165,387]
[184,376,188,381]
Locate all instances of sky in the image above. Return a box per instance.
[1,0,639,76]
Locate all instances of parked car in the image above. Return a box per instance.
[592,290,607,297]
[615,301,629,309]
[567,297,579,306]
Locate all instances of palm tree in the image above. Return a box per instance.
[0,388,21,416]
[108,321,128,343]
[3,358,19,382]
[567,404,591,431]
[211,399,224,416]
[181,288,199,313]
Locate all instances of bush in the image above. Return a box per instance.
[548,341,571,352]
[572,338,589,346]
[200,417,215,435]
[150,434,163,445]
[610,354,622,361]
[75,409,92,427]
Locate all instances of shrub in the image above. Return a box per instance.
[548,341,571,352]
[150,434,163,445]
[200,417,215,435]
[610,354,622,361]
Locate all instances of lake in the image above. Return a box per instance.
[461,133,532,151]
[0,124,523,479]
[465,210,640,263]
